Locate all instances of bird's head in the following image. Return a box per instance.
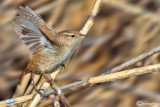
[52,30,87,47]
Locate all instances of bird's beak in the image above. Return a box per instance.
[80,34,88,37]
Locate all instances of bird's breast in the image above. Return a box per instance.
[29,47,72,74]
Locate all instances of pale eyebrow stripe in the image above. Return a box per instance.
[63,32,74,35]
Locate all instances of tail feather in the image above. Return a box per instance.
[19,71,26,81]
[19,68,30,82]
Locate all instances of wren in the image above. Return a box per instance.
[13,6,86,81]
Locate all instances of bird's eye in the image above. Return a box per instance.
[71,35,75,37]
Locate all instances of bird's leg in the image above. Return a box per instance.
[31,74,45,99]
[43,73,71,107]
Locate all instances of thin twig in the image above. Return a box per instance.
[105,46,160,74]
[1,64,160,107]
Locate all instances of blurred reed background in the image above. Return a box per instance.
[0,0,160,107]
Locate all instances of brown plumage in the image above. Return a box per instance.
[14,6,86,81]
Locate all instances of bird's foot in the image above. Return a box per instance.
[50,83,71,107]
[32,88,46,100]
[31,74,45,99]
[50,84,62,96]
[42,73,71,106]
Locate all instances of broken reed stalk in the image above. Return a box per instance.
[80,0,102,35]
[1,64,160,107]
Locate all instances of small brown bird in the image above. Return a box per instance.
[13,6,86,81]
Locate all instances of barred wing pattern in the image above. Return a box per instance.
[17,6,56,40]
[14,16,52,53]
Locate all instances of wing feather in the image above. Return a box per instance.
[13,16,53,53]
[17,6,56,40]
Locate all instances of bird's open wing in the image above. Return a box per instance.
[14,16,53,53]
[17,6,56,40]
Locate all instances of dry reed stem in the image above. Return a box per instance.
[1,64,160,107]
[29,70,61,107]
[24,75,41,95]
[13,73,31,97]
[80,0,102,35]
[88,64,160,84]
